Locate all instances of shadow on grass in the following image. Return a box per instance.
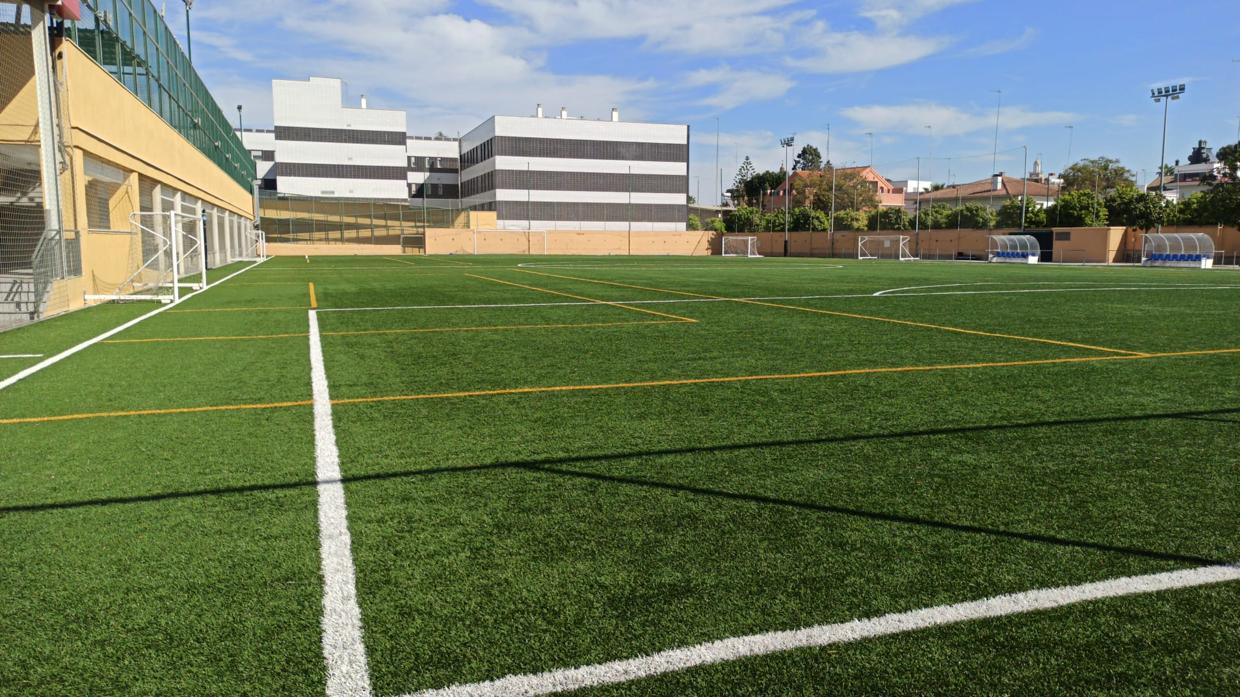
[3,406,1237,566]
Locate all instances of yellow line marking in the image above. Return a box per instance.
[5,348,1237,426]
[516,269,1146,357]
[99,320,684,344]
[325,320,684,337]
[167,306,309,313]
[386,255,472,268]
[466,273,697,323]
[0,399,315,425]
[103,332,310,344]
[308,282,318,310]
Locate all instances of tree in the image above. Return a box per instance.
[793,145,823,172]
[724,206,761,232]
[955,203,996,230]
[922,203,957,230]
[1048,190,1108,227]
[832,209,868,231]
[817,167,879,212]
[687,214,702,230]
[1061,157,1136,193]
[996,196,1046,228]
[761,209,786,232]
[790,206,829,231]
[741,170,786,208]
[866,207,910,231]
[732,157,757,204]
[1104,186,1168,230]
[706,217,727,234]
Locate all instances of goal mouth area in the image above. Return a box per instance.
[857,235,918,261]
[721,235,762,258]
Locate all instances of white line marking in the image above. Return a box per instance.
[406,562,1240,697]
[315,285,1240,314]
[309,309,374,697]
[0,354,44,359]
[0,259,269,392]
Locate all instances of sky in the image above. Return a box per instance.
[177,0,1240,204]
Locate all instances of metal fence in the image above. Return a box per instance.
[259,193,468,245]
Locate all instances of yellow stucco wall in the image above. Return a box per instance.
[58,40,253,218]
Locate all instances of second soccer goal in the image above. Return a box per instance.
[722,235,762,258]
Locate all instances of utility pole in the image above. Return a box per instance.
[1020,145,1028,231]
[1151,83,1186,232]
[715,118,720,206]
[781,135,795,256]
[990,89,1001,211]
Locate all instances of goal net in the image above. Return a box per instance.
[85,211,206,303]
[858,235,917,261]
[722,235,761,257]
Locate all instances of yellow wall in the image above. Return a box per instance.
[58,40,253,219]
[0,33,38,144]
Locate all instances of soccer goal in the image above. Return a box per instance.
[858,235,917,261]
[84,210,206,304]
[722,235,761,257]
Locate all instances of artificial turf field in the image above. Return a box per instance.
[1,253,1239,696]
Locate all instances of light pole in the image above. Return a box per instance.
[1151,83,1186,232]
[236,104,244,132]
[781,135,795,256]
[913,156,922,256]
[925,125,933,186]
[864,131,874,167]
[1020,145,1028,231]
[990,89,1001,211]
[1064,124,1074,170]
[184,1,194,64]
[715,118,720,207]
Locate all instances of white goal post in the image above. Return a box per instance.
[722,235,761,257]
[858,235,917,261]
[85,210,206,304]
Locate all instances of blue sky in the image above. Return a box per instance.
[180,0,1240,203]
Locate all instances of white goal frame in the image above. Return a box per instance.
[858,235,917,261]
[85,210,206,304]
[722,235,761,258]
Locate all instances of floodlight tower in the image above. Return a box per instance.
[1150,83,1186,232]
[781,135,795,256]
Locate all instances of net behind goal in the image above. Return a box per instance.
[858,235,917,261]
[722,235,761,257]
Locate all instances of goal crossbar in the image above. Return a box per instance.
[722,235,761,258]
[858,235,918,261]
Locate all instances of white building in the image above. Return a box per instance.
[268,77,410,200]
[406,136,460,207]
[459,107,689,231]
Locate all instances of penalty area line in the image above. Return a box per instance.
[309,309,374,697]
[406,562,1240,697]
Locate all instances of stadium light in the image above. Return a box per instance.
[780,135,795,256]
[1150,83,1186,232]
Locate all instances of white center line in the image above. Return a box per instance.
[309,309,374,697]
[0,354,44,359]
[405,562,1240,697]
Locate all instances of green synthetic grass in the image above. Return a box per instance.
[1,254,1238,696]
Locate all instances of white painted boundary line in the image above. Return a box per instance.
[407,562,1240,697]
[315,284,1240,314]
[0,354,43,359]
[309,309,374,697]
[0,258,269,392]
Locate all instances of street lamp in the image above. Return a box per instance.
[780,135,795,256]
[1150,83,1186,232]
[184,1,194,63]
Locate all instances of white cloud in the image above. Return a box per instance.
[840,102,1076,137]
[480,0,805,54]
[789,25,951,73]
[856,0,978,30]
[685,67,794,110]
[966,27,1038,56]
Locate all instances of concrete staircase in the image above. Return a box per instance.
[0,269,39,330]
